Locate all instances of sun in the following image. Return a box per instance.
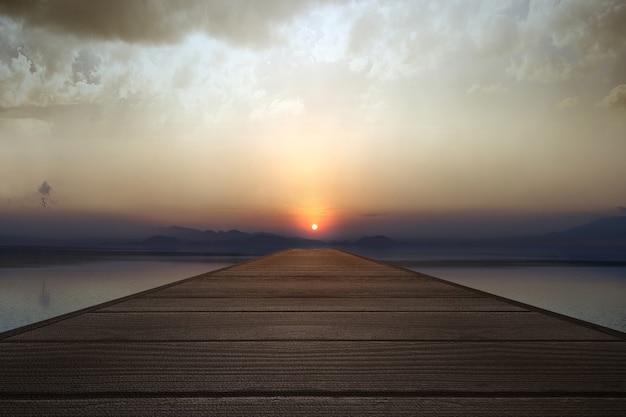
[311,223,318,231]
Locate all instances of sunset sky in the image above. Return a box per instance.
[1,0,625,240]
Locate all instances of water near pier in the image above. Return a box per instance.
[3,248,624,416]
[0,253,243,333]
[1,248,625,334]
[408,265,626,333]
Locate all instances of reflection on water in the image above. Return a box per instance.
[409,265,626,333]
[0,255,243,333]
[39,279,50,309]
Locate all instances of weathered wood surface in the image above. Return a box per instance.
[5,311,614,342]
[98,296,528,312]
[1,248,625,416]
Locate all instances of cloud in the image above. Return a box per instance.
[557,96,579,109]
[466,83,507,96]
[0,1,313,110]
[344,1,474,80]
[597,84,626,109]
[0,19,101,108]
[471,13,519,58]
[71,49,102,84]
[508,0,626,83]
[0,0,317,47]
[1,0,625,231]
[249,97,304,120]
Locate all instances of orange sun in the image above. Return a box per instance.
[311,224,318,231]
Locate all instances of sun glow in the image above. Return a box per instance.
[292,206,334,236]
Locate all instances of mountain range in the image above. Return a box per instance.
[140,216,626,253]
[1,216,625,254]
[539,216,626,244]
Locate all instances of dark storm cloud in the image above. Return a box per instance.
[0,0,320,46]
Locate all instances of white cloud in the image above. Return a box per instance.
[557,96,579,109]
[249,97,304,120]
[508,0,626,83]
[597,84,626,109]
[470,12,519,58]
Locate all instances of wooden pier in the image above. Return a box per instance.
[1,248,625,415]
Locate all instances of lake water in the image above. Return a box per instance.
[1,249,625,335]
[0,254,244,334]
[406,265,626,333]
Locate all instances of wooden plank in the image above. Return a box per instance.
[2,397,626,417]
[212,269,416,276]
[210,248,400,270]
[99,297,529,312]
[1,342,625,394]
[2,248,624,417]
[209,251,416,276]
[5,312,616,342]
[147,276,478,298]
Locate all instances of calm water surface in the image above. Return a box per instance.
[2,250,625,335]
[0,255,243,333]
[408,265,626,333]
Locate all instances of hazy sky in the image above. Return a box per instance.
[1,0,625,239]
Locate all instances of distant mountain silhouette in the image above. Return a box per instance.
[156,226,205,241]
[541,216,626,244]
[145,228,406,252]
[140,228,327,254]
[3,216,625,253]
[215,230,252,241]
[353,235,401,248]
[141,235,183,247]
[157,227,253,243]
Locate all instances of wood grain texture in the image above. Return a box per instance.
[1,342,625,394]
[1,248,624,416]
[145,276,483,298]
[5,311,616,342]
[210,249,409,277]
[99,297,528,312]
[2,398,626,417]
[3,396,626,417]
